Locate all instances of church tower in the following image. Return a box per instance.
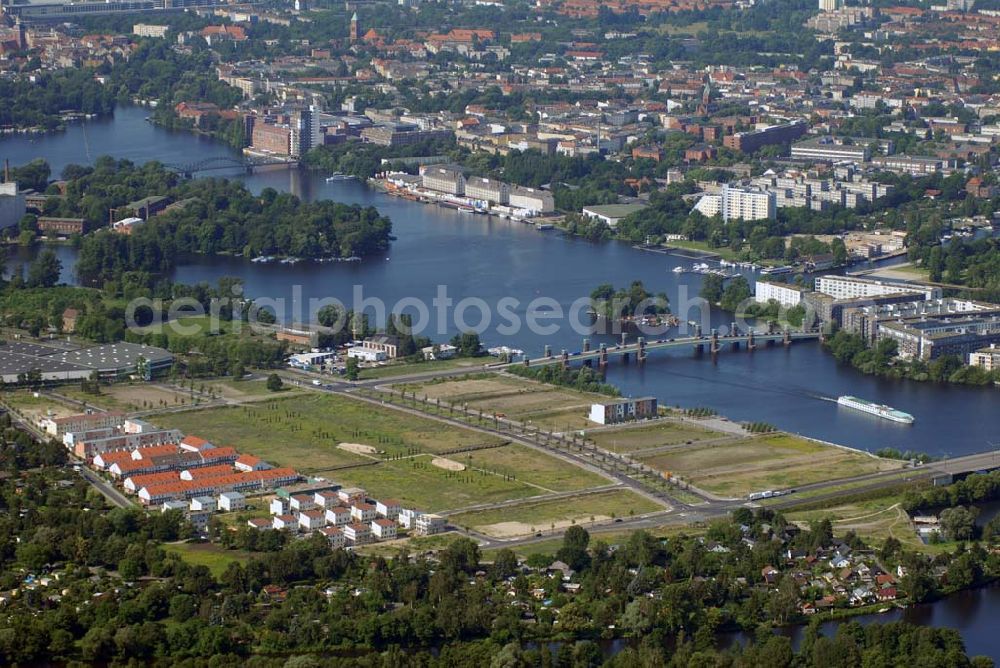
[349,12,359,43]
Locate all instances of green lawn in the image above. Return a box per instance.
[449,490,663,537]
[153,393,506,473]
[330,457,543,512]
[164,542,253,578]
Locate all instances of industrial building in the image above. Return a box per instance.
[0,340,173,384]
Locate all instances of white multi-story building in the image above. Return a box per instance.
[298,509,327,531]
[508,186,555,214]
[693,185,775,221]
[754,281,809,308]
[372,518,398,540]
[344,522,372,544]
[325,506,352,526]
[465,177,509,205]
[218,491,246,512]
[422,167,466,195]
[414,513,445,536]
[815,275,941,301]
[132,23,169,38]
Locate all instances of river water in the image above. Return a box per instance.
[2,106,999,658]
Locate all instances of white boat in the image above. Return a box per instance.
[837,395,914,424]
[326,173,355,182]
[760,265,793,275]
[672,266,685,273]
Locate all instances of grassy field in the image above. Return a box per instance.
[482,524,704,560]
[587,420,721,454]
[638,434,902,498]
[154,393,507,473]
[449,490,664,538]
[461,444,609,493]
[785,495,940,553]
[404,375,604,431]
[329,456,545,512]
[163,542,253,578]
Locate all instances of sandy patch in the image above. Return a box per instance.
[478,517,610,538]
[338,442,378,455]
[432,457,466,472]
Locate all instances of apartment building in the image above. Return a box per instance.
[693,185,776,221]
[814,275,941,301]
[754,280,809,308]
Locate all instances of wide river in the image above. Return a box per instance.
[2,106,999,658]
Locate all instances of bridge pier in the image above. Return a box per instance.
[523,356,530,367]
[748,330,756,351]
[583,338,591,353]
[638,337,647,365]
[560,350,569,369]
[599,344,608,370]
[783,329,791,346]
[710,329,720,355]
[544,344,552,358]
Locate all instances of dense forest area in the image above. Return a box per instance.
[15,157,392,284]
[0,69,116,129]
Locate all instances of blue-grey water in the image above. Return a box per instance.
[2,106,998,460]
[3,105,1000,660]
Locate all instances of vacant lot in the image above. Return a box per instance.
[58,383,193,413]
[2,390,78,422]
[639,434,902,498]
[462,444,610,493]
[155,393,506,473]
[405,375,604,431]
[330,457,544,512]
[587,420,721,454]
[450,490,664,538]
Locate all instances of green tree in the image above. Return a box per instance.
[26,249,62,288]
[266,373,283,392]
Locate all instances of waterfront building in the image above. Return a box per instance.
[815,275,941,301]
[969,344,1000,370]
[421,166,466,196]
[754,281,809,308]
[465,177,509,205]
[508,186,555,214]
[693,185,775,221]
[589,397,658,425]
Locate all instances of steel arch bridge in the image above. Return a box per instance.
[163,155,296,176]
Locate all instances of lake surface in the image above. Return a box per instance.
[2,106,998,460]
